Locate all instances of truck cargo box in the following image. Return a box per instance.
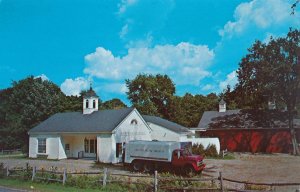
[125,140,180,163]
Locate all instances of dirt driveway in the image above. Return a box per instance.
[205,153,300,183]
[1,153,300,190]
[205,153,300,191]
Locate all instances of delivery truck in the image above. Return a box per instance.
[124,140,205,175]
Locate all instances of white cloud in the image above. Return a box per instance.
[118,0,138,14]
[34,74,49,81]
[60,77,89,96]
[84,42,214,86]
[125,33,153,48]
[219,71,238,91]
[101,83,128,94]
[201,84,215,91]
[219,0,295,38]
[119,24,129,39]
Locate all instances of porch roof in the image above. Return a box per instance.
[29,108,134,134]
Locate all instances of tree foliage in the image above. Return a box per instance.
[235,28,300,155]
[101,99,127,110]
[0,76,64,151]
[236,29,300,110]
[169,93,219,127]
[126,74,175,118]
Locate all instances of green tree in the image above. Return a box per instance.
[219,85,239,110]
[60,95,82,112]
[0,76,64,151]
[169,93,219,127]
[102,98,127,110]
[236,29,300,155]
[126,74,175,118]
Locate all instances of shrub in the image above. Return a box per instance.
[205,144,218,158]
[21,162,33,180]
[192,144,205,155]
[66,174,101,189]
[192,144,219,158]
[159,172,215,191]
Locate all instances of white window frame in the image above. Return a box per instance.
[37,138,47,154]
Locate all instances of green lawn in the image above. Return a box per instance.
[0,178,128,192]
[0,153,27,159]
[205,153,235,160]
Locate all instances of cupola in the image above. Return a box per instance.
[82,86,98,114]
[219,99,226,112]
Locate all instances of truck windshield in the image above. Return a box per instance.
[182,149,192,156]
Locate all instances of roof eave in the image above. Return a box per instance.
[29,131,112,135]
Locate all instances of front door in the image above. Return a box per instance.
[84,138,97,158]
[65,144,70,158]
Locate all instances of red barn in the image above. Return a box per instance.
[193,99,300,153]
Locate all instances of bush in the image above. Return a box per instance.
[159,172,215,191]
[66,174,101,189]
[21,163,33,180]
[192,144,205,155]
[205,144,218,158]
[192,144,219,158]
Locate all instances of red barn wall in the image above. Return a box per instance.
[200,128,300,153]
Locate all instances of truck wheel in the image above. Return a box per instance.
[144,162,154,173]
[184,165,195,177]
[132,160,143,172]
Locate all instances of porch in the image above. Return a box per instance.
[61,134,98,160]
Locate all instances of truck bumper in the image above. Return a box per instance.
[195,163,206,172]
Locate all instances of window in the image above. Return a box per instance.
[116,143,122,158]
[93,100,96,108]
[65,144,70,151]
[90,140,95,153]
[84,139,89,153]
[131,119,138,125]
[84,138,97,154]
[38,138,46,153]
[85,100,89,108]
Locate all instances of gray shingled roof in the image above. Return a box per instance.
[142,115,191,134]
[83,87,98,98]
[197,110,240,129]
[219,99,226,105]
[29,108,134,134]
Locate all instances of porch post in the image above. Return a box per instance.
[96,136,99,162]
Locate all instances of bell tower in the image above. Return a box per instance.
[82,85,99,115]
[219,99,226,112]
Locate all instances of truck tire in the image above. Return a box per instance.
[132,160,143,172]
[184,165,195,177]
[144,162,154,173]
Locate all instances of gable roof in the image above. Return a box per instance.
[198,109,300,129]
[197,110,240,129]
[29,108,134,134]
[142,115,191,134]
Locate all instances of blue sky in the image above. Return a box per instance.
[0,0,299,104]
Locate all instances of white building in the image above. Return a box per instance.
[28,87,220,162]
[28,88,153,163]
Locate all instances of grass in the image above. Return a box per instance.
[205,153,235,160]
[0,178,128,192]
[0,153,27,159]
